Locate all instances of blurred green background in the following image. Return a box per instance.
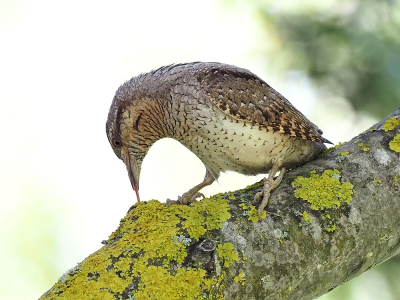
[0,0,399,299]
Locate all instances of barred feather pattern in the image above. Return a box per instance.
[196,65,328,144]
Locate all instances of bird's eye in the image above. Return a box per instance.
[112,138,122,147]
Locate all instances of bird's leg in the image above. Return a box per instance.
[166,169,215,206]
[253,164,287,221]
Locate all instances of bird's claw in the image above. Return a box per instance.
[166,192,205,206]
[253,178,274,222]
[253,168,286,222]
[253,177,267,205]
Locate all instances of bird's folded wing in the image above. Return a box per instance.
[195,64,329,144]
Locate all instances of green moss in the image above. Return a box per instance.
[292,169,354,210]
[302,211,312,223]
[239,203,266,222]
[216,243,239,268]
[389,134,400,153]
[382,116,400,132]
[41,198,232,300]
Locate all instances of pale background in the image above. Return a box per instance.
[0,1,391,299]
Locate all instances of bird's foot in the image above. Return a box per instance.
[166,192,205,206]
[253,168,286,221]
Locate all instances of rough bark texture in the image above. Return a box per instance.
[41,109,400,300]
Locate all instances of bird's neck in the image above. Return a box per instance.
[136,98,191,147]
[135,100,172,146]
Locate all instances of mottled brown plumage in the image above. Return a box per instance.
[200,67,328,143]
[106,62,331,220]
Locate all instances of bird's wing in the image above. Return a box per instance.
[197,65,330,144]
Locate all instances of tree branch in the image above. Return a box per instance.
[40,108,400,300]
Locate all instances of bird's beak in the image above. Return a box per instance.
[124,152,141,202]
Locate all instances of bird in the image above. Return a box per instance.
[106,62,331,220]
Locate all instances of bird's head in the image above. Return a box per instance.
[106,78,161,203]
[106,100,144,202]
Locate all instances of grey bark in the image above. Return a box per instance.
[219,108,400,299]
[41,108,400,300]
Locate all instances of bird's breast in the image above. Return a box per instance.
[177,110,326,177]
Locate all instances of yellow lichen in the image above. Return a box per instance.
[41,198,232,300]
[292,169,354,210]
[302,211,312,223]
[244,180,264,190]
[326,224,337,232]
[320,142,346,156]
[216,243,239,268]
[336,151,349,156]
[381,116,400,132]
[239,203,266,222]
[357,143,370,151]
[234,272,246,285]
[374,178,382,184]
[393,175,399,186]
[228,193,236,200]
[134,266,207,300]
[389,134,400,153]
[181,197,231,239]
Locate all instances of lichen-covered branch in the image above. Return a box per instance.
[40,109,400,300]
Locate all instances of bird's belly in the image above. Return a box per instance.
[181,115,325,177]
